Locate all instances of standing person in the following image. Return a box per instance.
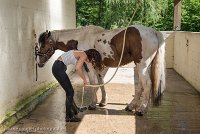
[52,49,104,122]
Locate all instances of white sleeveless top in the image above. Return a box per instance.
[61,50,77,66]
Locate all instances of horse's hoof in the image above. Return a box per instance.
[125,106,132,112]
[135,111,144,116]
[78,106,87,112]
[88,105,96,110]
[99,103,106,107]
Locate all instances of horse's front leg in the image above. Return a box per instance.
[86,64,98,110]
[97,74,107,107]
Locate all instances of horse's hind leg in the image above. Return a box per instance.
[135,63,151,116]
[125,68,143,111]
[126,83,143,111]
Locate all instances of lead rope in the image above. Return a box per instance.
[86,28,127,88]
[35,62,38,81]
[34,33,38,81]
[81,5,139,108]
[34,22,48,81]
[80,28,127,108]
[81,86,85,108]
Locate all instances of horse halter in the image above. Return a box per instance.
[35,44,55,59]
[35,32,55,61]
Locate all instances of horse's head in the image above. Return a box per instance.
[35,31,55,67]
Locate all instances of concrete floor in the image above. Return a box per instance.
[5,69,200,134]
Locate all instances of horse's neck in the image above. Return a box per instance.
[52,29,83,42]
[51,26,105,51]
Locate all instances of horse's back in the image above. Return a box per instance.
[130,25,162,61]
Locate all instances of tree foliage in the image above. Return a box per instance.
[76,0,100,26]
[181,0,200,32]
[76,0,200,32]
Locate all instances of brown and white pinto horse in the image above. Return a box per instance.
[36,25,165,115]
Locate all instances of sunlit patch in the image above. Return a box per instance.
[49,0,63,29]
[74,114,136,134]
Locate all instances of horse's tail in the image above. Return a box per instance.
[151,31,166,102]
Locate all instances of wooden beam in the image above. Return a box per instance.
[174,0,181,6]
[173,0,182,30]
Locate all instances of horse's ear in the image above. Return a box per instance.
[48,31,51,37]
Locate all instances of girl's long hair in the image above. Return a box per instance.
[84,49,104,71]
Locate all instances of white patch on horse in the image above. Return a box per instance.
[36,56,40,64]
[95,28,125,61]
[133,25,159,61]
[95,39,113,60]
[52,26,104,51]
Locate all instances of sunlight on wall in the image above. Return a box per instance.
[103,68,135,84]
[49,0,64,61]
[0,0,76,122]
[49,0,63,30]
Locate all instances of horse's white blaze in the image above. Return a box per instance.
[36,56,40,64]
[36,44,41,64]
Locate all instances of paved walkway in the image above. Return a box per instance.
[5,69,200,134]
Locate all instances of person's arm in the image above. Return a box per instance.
[75,53,88,85]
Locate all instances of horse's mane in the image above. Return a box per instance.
[38,32,46,44]
[53,25,105,33]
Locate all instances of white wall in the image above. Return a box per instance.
[162,31,200,92]
[0,0,75,120]
[162,31,175,68]
[174,32,200,92]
